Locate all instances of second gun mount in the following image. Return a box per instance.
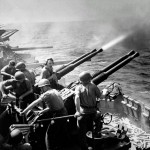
[59,51,139,116]
[0,27,53,69]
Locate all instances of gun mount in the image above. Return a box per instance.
[60,51,139,116]
[10,51,137,150]
[62,50,138,92]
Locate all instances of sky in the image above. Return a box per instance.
[1,0,150,23]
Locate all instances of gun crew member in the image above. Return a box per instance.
[74,71,107,150]
[1,60,16,81]
[21,79,68,150]
[40,58,63,90]
[0,71,35,109]
[15,62,35,86]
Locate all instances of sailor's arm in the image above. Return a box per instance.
[1,66,14,78]
[0,82,5,94]
[0,71,14,79]
[0,81,8,98]
[19,80,33,100]
[74,89,81,117]
[39,107,50,115]
[19,88,33,100]
[47,73,58,82]
[95,85,108,100]
[21,97,43,114]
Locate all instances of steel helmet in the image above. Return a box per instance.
[15,62,26,70]
[15,71,25,81]
[10,129,23,145]
[79,71,92,83]
[38,79,50,87]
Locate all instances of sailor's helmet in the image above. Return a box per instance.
[15,62,26,70]
[38,79,50,87]
[14,71,25,81]
[79,71,92,83]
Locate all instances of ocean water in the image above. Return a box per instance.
[8,21,150,105]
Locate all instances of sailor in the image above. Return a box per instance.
[0,71,35,109]
[21,79,68,150]
[0,60,16,81]
[15,62,35,86]
[40,58,63,90]
[74,71,106,150]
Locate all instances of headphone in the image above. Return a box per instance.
[45,58,54,65]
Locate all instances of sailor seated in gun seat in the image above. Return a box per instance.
[39,58,64,90]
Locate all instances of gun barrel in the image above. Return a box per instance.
[57,49,103,79]
[92,50,136,78]
[55,49,97,72]
[12,46,53,51]
[92,52,139,85]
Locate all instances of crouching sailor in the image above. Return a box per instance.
[21,79,68,150]
[0,71,35,109]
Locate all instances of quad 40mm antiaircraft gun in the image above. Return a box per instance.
[8,50,139,150]
[2,34,139,150]
[34,50,139,124]
[25,50,139,150]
